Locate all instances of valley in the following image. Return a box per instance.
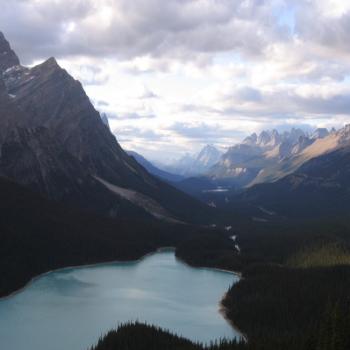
[1,26,350,350]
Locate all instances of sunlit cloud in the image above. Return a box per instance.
[1,0,350,160]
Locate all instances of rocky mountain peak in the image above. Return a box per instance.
[38,57,59,71]
[256,129,282,148]
[0,32,20,74]
[343,124,350,133]
[0,31,211,223]
[27,56,62,81]
[288,128,306,143]
[243,133,258,145]
[291,135,313,155]
[257,130,271,146]
[337,124,350,144]
[199,144,219,155]
[196,144,222,166]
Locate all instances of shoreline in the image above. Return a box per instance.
[0,246,176,301]
[1,246,243,301]
[174,254,242,278]
[219,293,248,342]
[174,255,245,340]
[0,245,245,342]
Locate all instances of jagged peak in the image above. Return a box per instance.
[200,144,219,152]
[46,57,59,66]
[339,124,350,137]
[243,132,257,145]
[34,57,60,72]
[0,30,20,73]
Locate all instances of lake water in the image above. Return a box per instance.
[0,250,240,350]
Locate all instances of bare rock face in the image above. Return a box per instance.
[0,77,7,100]
[209,128,316,187]
[3,55,158,193]
[0,32,210,223]
[0,32,20,73]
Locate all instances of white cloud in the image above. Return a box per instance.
[1,0,350,160]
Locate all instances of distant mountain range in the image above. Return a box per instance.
[165,126,350,216]
[182,124,350,221]
[0,32,212,224]
[209,128,334,187]
[250,126,350,186]
[225,141,350,220]
[2,30,349,225]
[163,145,223,176]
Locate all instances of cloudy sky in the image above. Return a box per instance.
[1,0,350,162]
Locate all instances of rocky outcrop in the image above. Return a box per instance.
[0,32,211,223]
[0,32,20,73]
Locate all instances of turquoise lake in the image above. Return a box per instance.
[0,250,240,349]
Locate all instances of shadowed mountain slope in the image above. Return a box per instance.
[226,146,350,220]
[0,32,212,223]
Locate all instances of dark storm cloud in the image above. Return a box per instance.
[0,0,94,63]
[1,0,349,154]
[294,1,350,56]
[0,0,288,64]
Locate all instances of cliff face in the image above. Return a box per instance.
[0,32,20,73]
[0,32,211,223]
[3,56,156,188]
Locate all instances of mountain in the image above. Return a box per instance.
[209,128,333,188]
[127,151,184,182]
[0,175,163,296]
[195,145,223,171]
[0,174,221,298]
[157,127,346,202]
[0,32,19,73]
[226,144,350,220]
[166,145,222,176]
[0,32,212,224]
[208,143,264,187]
[100,113,111,130]
[252,125,350,185]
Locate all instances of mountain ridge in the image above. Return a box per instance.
[127,151,184,183]
[164,144,222,176]
[0,32,212,224]
[224,144,350,220]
